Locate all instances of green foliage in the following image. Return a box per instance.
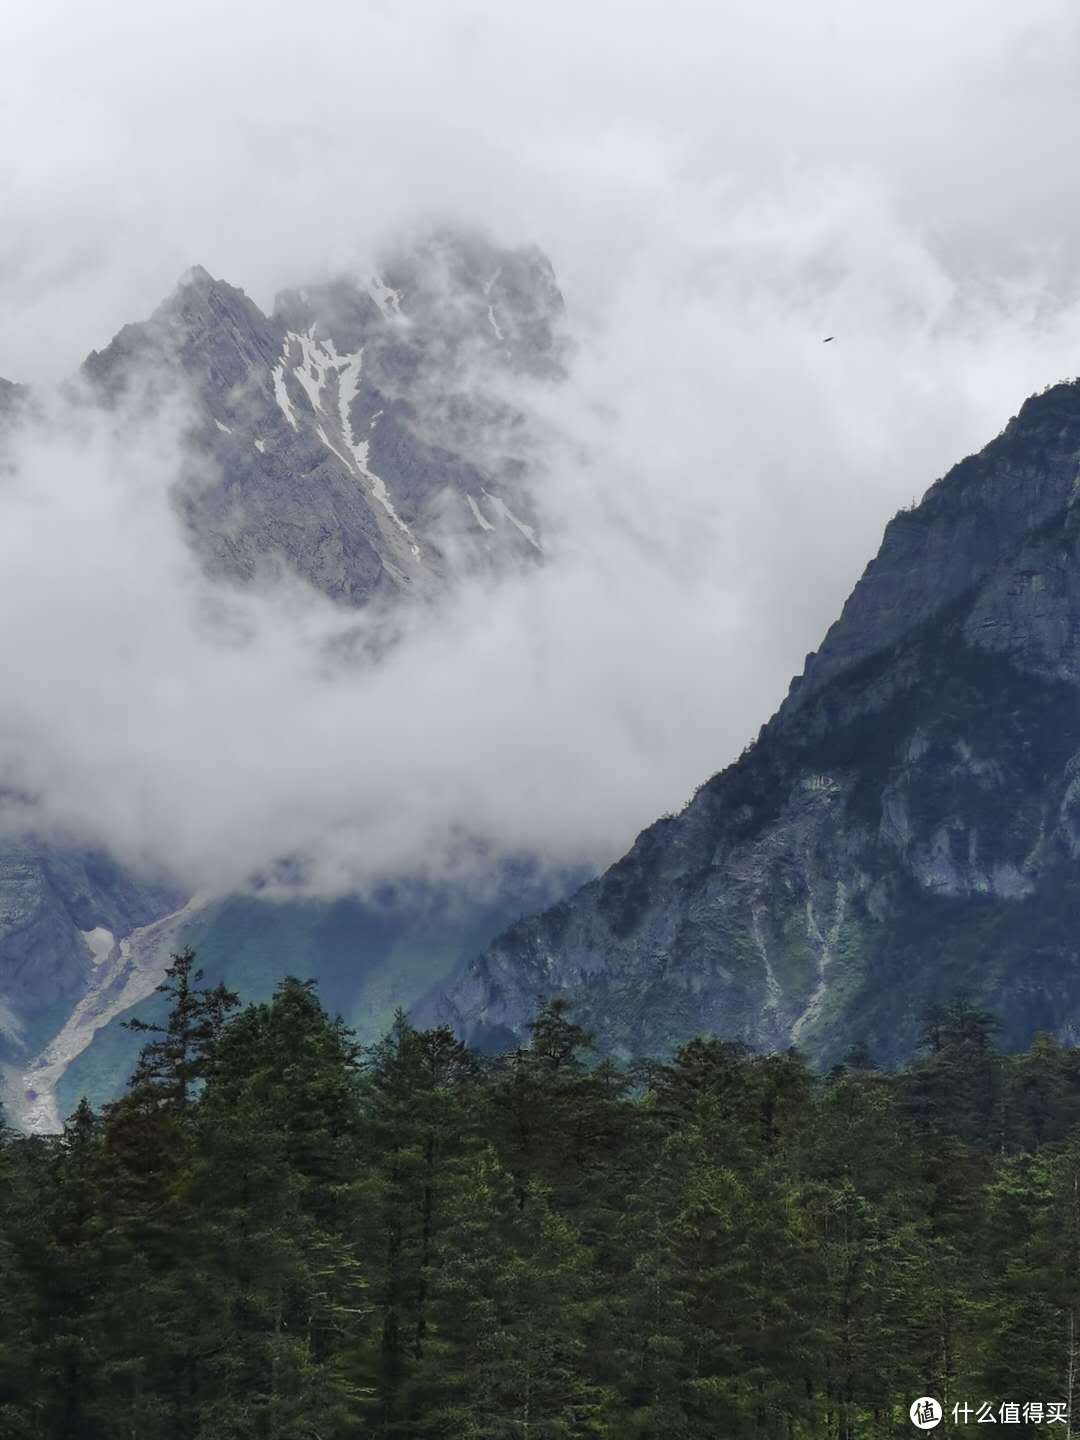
[6,975,1080,1436]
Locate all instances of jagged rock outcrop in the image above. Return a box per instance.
[0,231,567,1127]
[82,230,559,605]
[427,380,1080,1066]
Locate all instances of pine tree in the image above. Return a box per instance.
[124,946,240,1112]
[32,1099,108,1440]
[804,1070,938,1438]
[193,977,370,1439]
[9,987,1080,1437]
[422,1149,610,1437]
[86,953,236,1437]
[355,1009,482,1433]
[907,995,1001,1145]
[0,1114,42,1439]
[1007,1033,1080,1152]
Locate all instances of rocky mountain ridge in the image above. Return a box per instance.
[428,379,1080,1065]
[82,231,560,604]
[0,232,568,1130]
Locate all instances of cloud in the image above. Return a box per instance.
[1,0,1080,898]
[4,0,1080,382]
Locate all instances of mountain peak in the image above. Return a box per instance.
[425,371,1080,1067]
[779,376,1080,719]
[174,263,215,291]
[1,233,569,1128]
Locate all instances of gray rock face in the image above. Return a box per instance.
[781,386,1080,712]
[0,231,565,1125]
[427,380,1080,1066]
[0,841,181,1050]
[82,231,561,605]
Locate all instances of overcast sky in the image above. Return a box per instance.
[2,0,1080,896]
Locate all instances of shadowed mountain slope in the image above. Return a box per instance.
[426,379,1080,1066]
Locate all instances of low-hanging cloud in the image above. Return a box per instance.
[2,0,1080,900]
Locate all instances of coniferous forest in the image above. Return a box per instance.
[4,952,1080,1438]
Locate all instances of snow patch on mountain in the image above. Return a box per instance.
[271,328,422,563]
[337,348,365,442]
[466,493,495,532]
[292,328,346,416]
[12,897,208,1134]
[354,431,420,556]
[482,488,541,550]
[316,424,355,473]
[332,348,420,556]
[271,353,298,428]
[368,276,403,319]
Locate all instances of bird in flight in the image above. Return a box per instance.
[823,336,835,343]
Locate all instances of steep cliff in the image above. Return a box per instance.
[429,380,1080,1065]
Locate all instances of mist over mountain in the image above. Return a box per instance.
[14,10,1080,1440]
[429,379,1080,1065]
[5,0,1080,1135]
[81,233,559,604]
[6,222,1080,1127]
[0,231,590,1130]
